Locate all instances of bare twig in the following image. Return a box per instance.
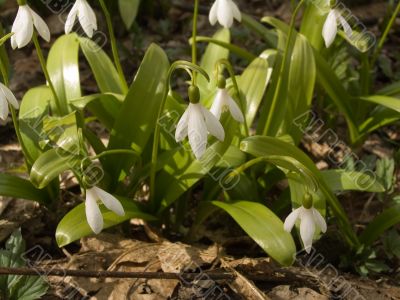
[0,267,235,280]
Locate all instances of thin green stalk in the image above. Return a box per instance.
[0,58,33,166]
[98,0,128,93]
[371,1,400,68]
[192,0,199,85]
[32,33,63,115]
[263,0,305,135]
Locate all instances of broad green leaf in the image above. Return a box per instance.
[379,81,400,97]
[212,201,296,266]
[359,205,400,246]
[119,0,140,29]
[19,86,52,163]
[239,50,275,127]
[321,170,385,193]
[358,106,400,138]
[47,34,81,115]
[70,93,124,130]
[70,93,124,109]
[358,95,400,113]
[30,149,81,189]
[79,37,125,94]
[56,197,157,247]
[261,16,359,142]
[106,44,169,183]
[284,33,316,143]
[42,112,80,153]
[198,29,230,92]
[0,174,50,204]
[299,2,327,51]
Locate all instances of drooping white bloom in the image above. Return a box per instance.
[85,186,125,234]
[65,0,97,38]
[11,5,50,49]
[175,103,225,160]
[211,88,244,123]
[0,83,19,121]
[284,206,327,253]
[209,0,241,28]
[322,8,352,48]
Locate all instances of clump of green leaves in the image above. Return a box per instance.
[0,229,48,300]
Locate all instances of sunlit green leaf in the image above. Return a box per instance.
[213,201,296,266]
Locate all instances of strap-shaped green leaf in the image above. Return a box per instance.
[79,37,126,94]
[56,197,157,247]
[321,170,385,193]
[119,0,140,29]
[359,205,400,246]
[106,44,169,185]
[47,33,81,115]
[30,149,81,189]
[0,173,50,204]
[212,201,296,266]
[19,86,52,163]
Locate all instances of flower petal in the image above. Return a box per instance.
[93,186,125,216]
[209,0,218,26]
[0,91,9,121]
[283,208,300,232]
[12,6,33,49]
[30,7,51,42]
[0,83,18,109]
[210,89,226,120]
[85,188,103,234]
[175,106,190,142]
[230,0,242,22]
[218,0,234,28]
[65,3,78,34]
[338,14,352,40]
[201,106,225,141]
[312,208,327,233]
[322,9,337,48]
[300,208,316,253]
[188,104,208,159]
[227,96,244,123]
[79,0,97,38]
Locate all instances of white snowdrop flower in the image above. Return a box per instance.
[0,83,19,121]
[284,203,327,254]
[65,0,97,38]
[85,186,125,234]
[322,8,352,48]
[210,87,244,123]
[11,3,50,49]
[175,86,225,160]
[209,0,241,29]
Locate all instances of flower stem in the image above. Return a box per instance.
[191,0,199,85]
[98,0,128,93]
[32,33,63,115]
[90,149,140,161]
[263,0,305,135]
[371,1,400,68]
[0,57,33,166]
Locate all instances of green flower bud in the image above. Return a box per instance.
[217,75,226,89]
[302,192,313,209]
[17,0,27,5]
[188,85,200,104]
